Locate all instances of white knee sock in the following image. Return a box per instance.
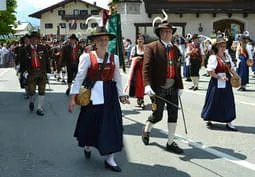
[167,123,177,145]
[195,77,199,87]
[38,95,45,110]
[84,146,91,152]
[191,77,195,86]
[106,154,117,166]
[144,121,153,132]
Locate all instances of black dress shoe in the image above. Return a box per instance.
[36,109,44,116]
[104,160,121,172]
[142,129,150,145]
[193,87,198,91]
[189,86,194,90]
[226,123,238,131]
[84,149,91,159]
[65,88,70,96]
[29,102,34,112]
[166,142,184,154]
[185,78,192,81]
[206,121,213,127]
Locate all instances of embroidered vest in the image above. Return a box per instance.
[31,47,40,69]
[189,43,202,61]
[167,46,175,79]
[72,46,78,61]
[87,52,115,81]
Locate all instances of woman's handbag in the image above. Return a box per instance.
[230,76,241,88]
[75,87,92,106]
[75,53,108,106]
[246,59,254,67]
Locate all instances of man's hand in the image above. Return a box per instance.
[145,85,155,96]
[178,89,183,96]
[120,96,130,104]
[23,71,29,79]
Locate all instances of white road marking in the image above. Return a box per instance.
[239,101,255,106]
[0,68,11,78]
[184,90,255,107]
[160,130,255,171]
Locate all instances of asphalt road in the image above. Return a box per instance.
[0,67,255,177]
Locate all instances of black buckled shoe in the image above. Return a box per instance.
[142,129,150,145]
[84,149,91,159]
[36,109,44,116]
[104,160,121,172]
[166,142,184,154]
[29,102,34,112]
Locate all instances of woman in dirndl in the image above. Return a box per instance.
[236,35,249,91]
[201,37,239,131]
[68,26,129,172]
[124,34,145,108]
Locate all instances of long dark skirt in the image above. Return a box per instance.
[201,75,236,122]
[236,55,249,85]
[190,58,201,76]
[74,81,123,155]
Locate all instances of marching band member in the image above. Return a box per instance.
[185,34,204,90]
[20,31,51,116]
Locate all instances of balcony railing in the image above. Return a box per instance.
[61,14,91,20]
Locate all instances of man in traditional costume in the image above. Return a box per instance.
[142,18,184,154]
[185,34,204,90]
[62,34,83,95]
[20,31,51,116]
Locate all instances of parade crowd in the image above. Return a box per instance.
[2,15,255,172]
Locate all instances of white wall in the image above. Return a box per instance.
[119,2,255,41]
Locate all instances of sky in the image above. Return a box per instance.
[16,0,110,26]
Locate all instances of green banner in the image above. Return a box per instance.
[108,14,126,72]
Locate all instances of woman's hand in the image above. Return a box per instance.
[68,95,76,113]
[219,76,229,81]
[120,96,130,104]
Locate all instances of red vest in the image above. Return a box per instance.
[215,56,229,74]
[72,46,78,61]
[87,52,115,81]
[31,48,40,69]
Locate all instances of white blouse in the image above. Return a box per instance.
[70,51,124,105]
[207,53,234,72]
[130,45,145,56]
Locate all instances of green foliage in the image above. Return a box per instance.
[0,0,17,35]
[0,37,19,45]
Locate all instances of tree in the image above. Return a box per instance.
[0,0,17,35]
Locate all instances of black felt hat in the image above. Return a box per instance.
[87,26,116,41]
[154,21,177,37]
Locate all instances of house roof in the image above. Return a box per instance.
[119,0,142,2]
[13,22,32,31]
[29,0,105,19]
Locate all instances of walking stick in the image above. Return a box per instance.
[179,96,188,134]
[153,94,180,109]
